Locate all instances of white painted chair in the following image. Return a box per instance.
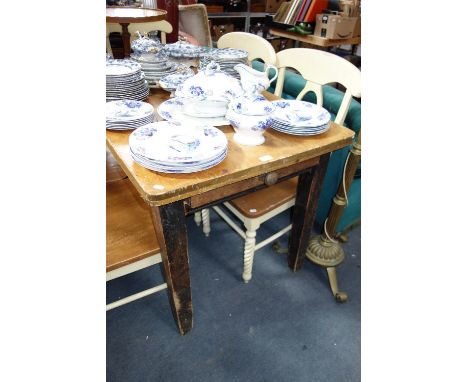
[106,20,173,57]
[212,48,361,283]
[106,160,166,310]
[195,31,277,239]
[217,31,276,65]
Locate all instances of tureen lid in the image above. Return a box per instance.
[131,32,163,53]
[175,61,243,101]
[230,94,275,116]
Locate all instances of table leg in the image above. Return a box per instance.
[288,154,330,271]
[120,23,131,57]
[150,201,192,335]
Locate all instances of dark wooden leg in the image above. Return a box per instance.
[150,201,192,335]
[288,154,330,271]
[121,23,131,57]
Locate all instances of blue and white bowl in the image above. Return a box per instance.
[225,107,273,146]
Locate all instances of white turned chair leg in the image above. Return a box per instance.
[201,208,211,237]
[242,221,260,283]
[194,211,202,226]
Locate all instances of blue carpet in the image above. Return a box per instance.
[107,209,361,382]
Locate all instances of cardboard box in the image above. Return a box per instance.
[353,15,361,37]
[314,14,358,39]
[266,0,286,13]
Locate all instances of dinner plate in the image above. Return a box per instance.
[272,100,331,128]
[106,59,141,76]
[157,98,229,127]
[106,100,154,120]
[129,121,227,164]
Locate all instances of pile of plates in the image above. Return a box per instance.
[270,100,331,136]
[159,70,195,94]
[130,52,184,87]
[199,48,249,79]
[157,98,229,127]
[106,100,155,130]
[129,121,228,173]
[106,59,149,102]
[163,41,215,58]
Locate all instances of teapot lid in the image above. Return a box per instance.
[230,94,275,116]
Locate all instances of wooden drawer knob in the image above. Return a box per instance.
[264,172,279,186]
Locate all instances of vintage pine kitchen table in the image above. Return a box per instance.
[106,89,355,335]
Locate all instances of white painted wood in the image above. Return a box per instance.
[106,254,162,281]
[212,206,247,239]
[254,224,292,251]
[194,211,202,226]
[243,228,257,283]
[275,48,361,123]
[106,283,167,311]
[201,208,211,237]
[217,32,277,65]
[128,20,173,45]
[106,21,172,53]
[106,254,166,310]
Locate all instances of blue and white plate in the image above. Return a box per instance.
[128,121,228,173]
[106,100,154,120]
[106,59,141,76]
[157,97,229,127]
[272,100,331,128]
[106,100,154,130]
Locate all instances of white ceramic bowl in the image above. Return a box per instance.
[225,107,273,146]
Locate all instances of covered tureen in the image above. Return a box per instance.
[175,61,243,117]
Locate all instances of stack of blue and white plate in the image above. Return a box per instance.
[270,100,331,136]
[130,51,182,87]
[199,48,249,79]
[129,121,228,173]
[106,100,154,130]
[106,59,149,102]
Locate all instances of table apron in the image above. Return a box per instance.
[185,156,320,213]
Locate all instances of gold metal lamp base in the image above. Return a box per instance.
[306,235,347,303]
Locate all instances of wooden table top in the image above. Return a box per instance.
[106,90,355,206]
[106,7,167,24]
[269,28,361,47]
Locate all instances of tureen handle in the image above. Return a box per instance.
[205,61,221,76]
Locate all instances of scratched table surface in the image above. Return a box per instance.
[106,90,355,206]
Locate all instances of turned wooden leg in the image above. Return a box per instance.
[288,154,330,271]
[120,23,131,57]
[194,211,201,226]
[150,201,192,335]
[201,208,211,237]
[242,221,260,283]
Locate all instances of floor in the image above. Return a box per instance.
[107,208,361,382]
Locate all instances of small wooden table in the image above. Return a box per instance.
[106,90,355,335]
[106,7,167,57]
[269,27,360,52]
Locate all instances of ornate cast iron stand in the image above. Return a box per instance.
[306,130,361,303]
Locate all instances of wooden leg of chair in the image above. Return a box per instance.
[243,229,257,283]
[150,201,192,335]
[288,154,330,272]
[201,208,210,237]
[243,220,260,283]
[194,211,201,226]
